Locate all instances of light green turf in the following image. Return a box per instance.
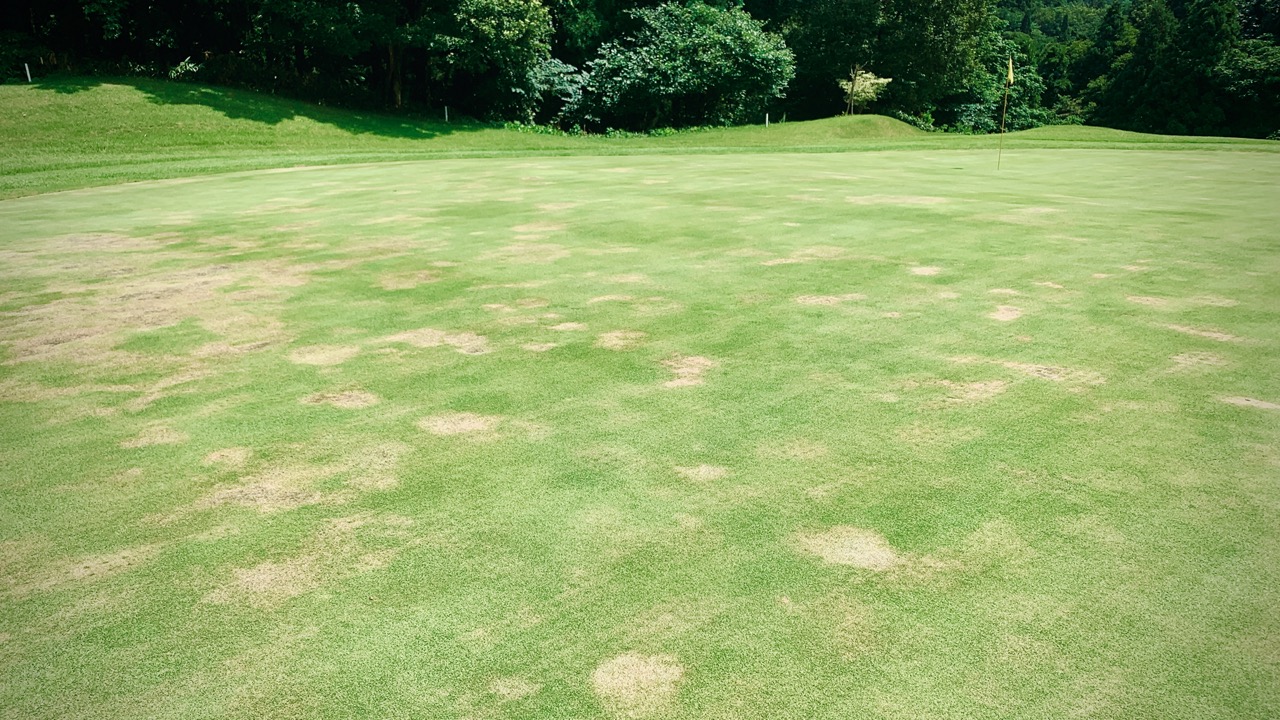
[1,80,1279,719]
[1,77,1275,199]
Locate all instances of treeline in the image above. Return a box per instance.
[1,1,1276,137]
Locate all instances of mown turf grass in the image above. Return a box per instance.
[0,80,1278,719]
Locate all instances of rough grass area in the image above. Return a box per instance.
[1,76,1275,198]
[1,84,1279,719]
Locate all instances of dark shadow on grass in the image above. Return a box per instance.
[29,74,481,140]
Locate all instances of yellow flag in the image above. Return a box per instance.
[1007,57,1015,86]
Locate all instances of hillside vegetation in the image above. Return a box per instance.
[1,77,1275,198]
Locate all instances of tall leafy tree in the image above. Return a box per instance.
[571,2,794,129]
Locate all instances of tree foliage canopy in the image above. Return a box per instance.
[1,0,1276,137]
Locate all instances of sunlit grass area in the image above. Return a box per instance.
[1,80,1278,719]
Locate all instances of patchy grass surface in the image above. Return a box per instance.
[1,89,1279,719]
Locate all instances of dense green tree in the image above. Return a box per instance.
[570,2,794,129]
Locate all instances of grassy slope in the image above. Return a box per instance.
[0,76,1276,198]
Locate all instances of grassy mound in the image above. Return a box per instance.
[1,76,1274,198]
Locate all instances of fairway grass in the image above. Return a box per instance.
[1,90,1279,718]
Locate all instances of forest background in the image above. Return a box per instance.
[2,0,1276,138]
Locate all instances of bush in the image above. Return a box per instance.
[568,3,794,131]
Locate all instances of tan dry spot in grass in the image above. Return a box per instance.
[379,270,440,290]
[1169,352,1227,370]
[792,526,901,570]
[301,390,380,409]
[596,331,647,351]
[1122,264,1151,272]
[491,677,541,702]
[516,298,550,309]
[990,306,1023,321]
[418,412,503,436]
[674,465,729,482]
[846,195,948,206]
[205,513,414,608]
[551,322,588,331]
[538,202,578,211]
[1191,295,1239,307]
[1092,273,1112,279]
[521,342,558,353]
[795,293,865,306]
[288,345,359,366]
[481,242,570,264]
[589,295,634,304]
[7,544,162,598]
[661,355,717,388]
[383,328,490,355]
[608,273,649,284]
[1165,325,1241,342]
[197,465,339,514]
[761,439,829,461]
[1001,361,1105,385]
[345,442,411,491]
[910,266,942,276]
[989,288,1020,296]
[512,222,567,235]
[936,380,1009,403]
[1221,397,1280,410]
[204,447,252,468]
[1035,281,1066,289]
[1127,295,1171,308]
[761,246,846,267]
[591,653,684,719]
[121,425,188,449]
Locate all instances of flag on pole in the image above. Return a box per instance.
[1007,56,1015,86]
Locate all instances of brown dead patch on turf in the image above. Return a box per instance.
[379,270,440,290]
[1000,361,1105,385]
[345,442,411,490]
[910,266,942,276]
[1165,325,1241,342]
[5,543,162,598]
[596,331,647,351]
[759,439,829,461]
[550,322,587,332]
[516,298,550,309]
[795,293,865,306]
[792,526,901,570]
[994,207,1062,224]
[591,653,684,718]
[1126,295,1171,308]
[490,677,541,702]
[761,246,846,266]
[661,355,717,388]
[205,512,415,608]
[196,464,343,514]
[418,412,503,437]
[1221,397,1280,410]
[481,242,570,264]
[608,273,649,284]
[383,328,490,355]
[538,202,578,211]
[288,345,360,366]
[521,342,558,353]
[300,390,380,409]
[990,305,1023,321]
[1035,281,1066,289]
[1190,295,1239,307]
[934,380,1009,404]
[846,195,948,206]
[589,294,634,304]
[120,425,189,449]
[674,465,729,482]
[204,447,252,468]
[1169,352,1227,371]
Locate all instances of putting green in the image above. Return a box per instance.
[1,149,1278,718]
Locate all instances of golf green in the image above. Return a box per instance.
[1,148,1278,718]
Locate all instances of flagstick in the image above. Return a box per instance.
[998,60,1012,170]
